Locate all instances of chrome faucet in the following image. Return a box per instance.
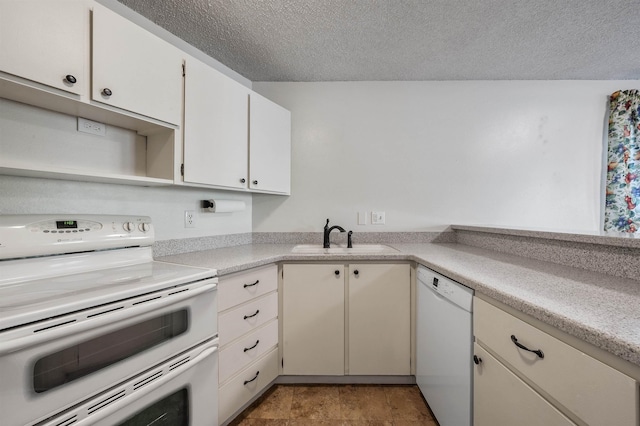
[323,218,345,248]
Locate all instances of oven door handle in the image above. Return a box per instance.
[0,281,217,354]
[68,341,218,426]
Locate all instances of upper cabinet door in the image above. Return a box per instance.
[249,92,291,194]
[92,4,182,125]
[183,57,249,189]
[0,0,88,95]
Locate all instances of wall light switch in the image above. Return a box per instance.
[357,211,367,225]
[371,211,386,225]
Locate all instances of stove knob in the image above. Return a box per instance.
[138,223,151,232]
[123,222,135,232]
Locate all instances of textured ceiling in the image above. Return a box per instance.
[115,0,640,82]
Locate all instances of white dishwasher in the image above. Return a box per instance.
[416,265,474,426]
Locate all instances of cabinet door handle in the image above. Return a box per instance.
[65,74,77,84]
[240,178,246,183]
[101,88,112,97]
[244,279,259,288]
[473,355,482,365]
[244,309,260,320]
[244,340,260,352]
[252,180,258,185]
[353,270,359,276]
[511,335,544,359]
[243,371,260,385]
[335,270,340,276]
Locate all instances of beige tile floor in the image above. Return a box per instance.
[228,384,439,425]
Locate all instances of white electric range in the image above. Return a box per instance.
[0,215,219,426]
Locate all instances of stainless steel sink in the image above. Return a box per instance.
[291,244,399,254]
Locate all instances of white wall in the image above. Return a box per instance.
[0,101,252,241]
[0,175,252,240]
[253,81,637,234]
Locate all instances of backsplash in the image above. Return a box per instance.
[153,233,252,257]
[453,226,640,281]
[154,231,455,257]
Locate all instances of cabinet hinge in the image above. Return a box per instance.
[180,163,184,176]
[182,63,185,77]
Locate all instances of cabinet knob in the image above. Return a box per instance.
[102,88,112,97]
[65,74,77,84]
[253,180,258,185]
[240,178,246,183]
[354,270,359,276]
[335,270,340,276]
[473,355,482,365]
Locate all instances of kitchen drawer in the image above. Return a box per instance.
[219,292,278,346]
[219,347,279,424]
[218,265,278,312]
[219,319,278,384]
[474,344,577,426]
[475,298,638,426]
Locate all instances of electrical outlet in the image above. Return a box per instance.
[371,211,386,225]
[184,210,195,228]
[78,118,106,136]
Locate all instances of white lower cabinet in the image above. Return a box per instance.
[474,297,638,426]
[282,264,345,375]
[282,263,410,376]
[219,347,279,423]
[218,265,278,424]
[348,263,410,375]
[474,344,577,426]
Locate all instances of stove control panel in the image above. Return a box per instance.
[0,215,154,259]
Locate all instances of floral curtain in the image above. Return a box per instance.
[605,90,640,233]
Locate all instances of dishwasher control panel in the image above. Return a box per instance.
[416,266,473,311]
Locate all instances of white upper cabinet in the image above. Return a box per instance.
[92,3,183,125]
[249,92,291,194]
[183,57,250,189]
[0,0,88,96]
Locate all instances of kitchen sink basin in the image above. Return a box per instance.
[291,244,399,254]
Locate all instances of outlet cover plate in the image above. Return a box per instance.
[184,210,195,228]
[371,211,385,225]
[78,117,106,136]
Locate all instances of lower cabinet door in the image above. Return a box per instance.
[219,347,279,424]
[348,263,410,375]
[282,264,345,375]
[474,344,577,426]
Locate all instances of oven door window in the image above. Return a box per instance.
[33,310,188,393]
[118,388,189,426]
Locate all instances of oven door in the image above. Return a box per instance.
[39,338,218,426]
[0,279,217,426]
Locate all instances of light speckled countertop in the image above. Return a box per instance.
[158,242,640,369]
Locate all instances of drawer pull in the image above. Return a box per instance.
[244,340,260,352]
[244,280,260,288]
[244,309,260,320]
[473,355,482,365]
[244,371,260,385]
[511,334,544,359]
